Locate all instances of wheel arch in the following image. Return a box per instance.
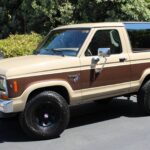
[27,85,70,104]
[139,74,150,91]
[21,80,74,106]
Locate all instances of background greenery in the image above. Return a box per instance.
[0,0,150,57]
[0,33,43,57]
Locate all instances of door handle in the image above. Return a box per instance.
[119,57,127,62]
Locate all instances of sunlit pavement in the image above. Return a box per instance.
[0,96,149,150]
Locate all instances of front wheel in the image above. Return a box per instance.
[19,91,70,140]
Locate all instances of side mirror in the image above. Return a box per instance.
[98,48,110,57]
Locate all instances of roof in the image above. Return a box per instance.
[54,22,124,30]
[53,22,150,30]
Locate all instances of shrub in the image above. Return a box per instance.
[0,32,43,58]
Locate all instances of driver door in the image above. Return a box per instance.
[80,27,131,102]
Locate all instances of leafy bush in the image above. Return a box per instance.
[0,32,43,58]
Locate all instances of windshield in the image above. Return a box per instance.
[36,29,90,56]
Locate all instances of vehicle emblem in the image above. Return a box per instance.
[68,74,80,83]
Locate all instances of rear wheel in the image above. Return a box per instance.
[137,80,150,114]
[19,91,70,140]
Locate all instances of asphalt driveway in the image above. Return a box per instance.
[0,96,150,150]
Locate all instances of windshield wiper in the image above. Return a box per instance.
[51,48,65,57]
[38,48,64,56]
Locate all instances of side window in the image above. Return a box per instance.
[125,23,150,52]
[85,30,122,56]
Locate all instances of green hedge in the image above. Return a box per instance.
[0,33,43,58]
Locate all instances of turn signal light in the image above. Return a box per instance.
[13,80,18,93]
[1,93,9,100]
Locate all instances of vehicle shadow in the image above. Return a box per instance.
[0,98,147,142]
[68,98,147,128]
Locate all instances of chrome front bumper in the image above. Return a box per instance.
[0,100,13,113]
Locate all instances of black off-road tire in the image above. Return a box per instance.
[137,80,150,114]
[19,91,70,140]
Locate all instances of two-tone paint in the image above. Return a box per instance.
[0,22,150,112]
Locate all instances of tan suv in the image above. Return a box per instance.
[0,22,150,139]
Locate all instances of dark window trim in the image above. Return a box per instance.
[85,29,123,57]
[125,23,150,53]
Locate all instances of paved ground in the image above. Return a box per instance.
[0,96,150,150]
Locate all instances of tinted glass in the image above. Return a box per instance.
[125,23,150,52]
[85,30,122,56]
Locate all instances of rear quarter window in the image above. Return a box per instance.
[125,23,150,52]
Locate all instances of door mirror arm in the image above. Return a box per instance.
[92,56,100,64]
[91,48,110,74]
[91,56,102,74]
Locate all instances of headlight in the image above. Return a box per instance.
[0,76,8,99]
[0,77,7,92]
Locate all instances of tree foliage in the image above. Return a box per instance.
[0,0,150,38]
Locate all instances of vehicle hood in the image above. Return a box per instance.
[0,55,79,78]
